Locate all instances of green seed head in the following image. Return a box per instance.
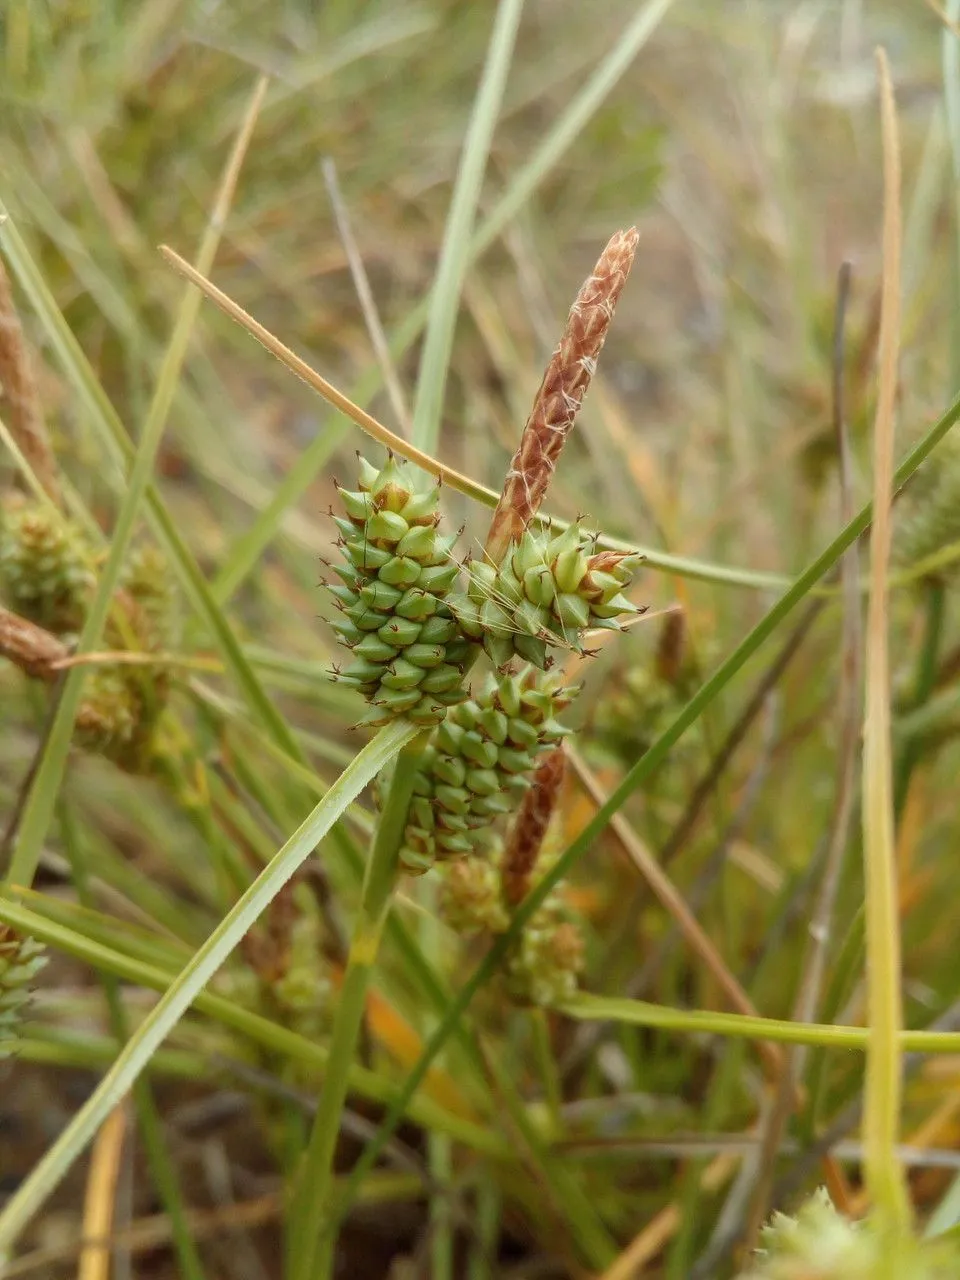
[326,458,471,724]
[0,499,96,634]
[0,927,47,1060]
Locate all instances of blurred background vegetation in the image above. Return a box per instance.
[3,1,960,1277]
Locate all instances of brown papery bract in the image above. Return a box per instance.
[485,227,639,564]
[501,746,566,907]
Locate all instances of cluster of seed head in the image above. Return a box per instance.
[740,1190,960,1279]
[449,522,643,669]
[75,544,180,770]
[328,457,470,726]
[437,857,585,1008]
[0,927,47,1060]
[0,498,95,634]
[895,432,960,582]
[0,498,179,770]
[505,893,585,1007]
[400,666,574,874]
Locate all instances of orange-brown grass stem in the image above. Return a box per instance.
[484,227,639,564]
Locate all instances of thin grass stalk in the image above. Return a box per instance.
[59,803,207,1280]
[410,0,524,458]
[286,731,431,1280]
[861,48,911,1234]
[328,382,960,1227]
[4,76,269,888]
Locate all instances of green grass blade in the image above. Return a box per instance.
[410,0,524,456]
[0,718,417,1258]
[3,76,270,887]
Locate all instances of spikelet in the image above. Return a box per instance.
[895,431,960,581]
[739,1190,960,1279]
[0,498,94,634]
[399,666,574,874]
[0,926,47,1059]
[327,456,469,726]
[449,522,643,670]
[120,543,181,651]
[505,893,585,1008]
[438,855,509,935]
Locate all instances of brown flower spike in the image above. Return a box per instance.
[501,745,567,906]
[485,227,639,564]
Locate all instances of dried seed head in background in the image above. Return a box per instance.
[485,227,639,565]
[0,259,60,507]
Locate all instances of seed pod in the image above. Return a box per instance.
[328,457,468,726]
[438,856,509,935]
[0,927,47,1060]
[449,522,643,669]
[505,893,585,1008]
[399,666,575,874]
[0,498,95,634]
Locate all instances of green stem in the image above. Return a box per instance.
[286,732,431,1280]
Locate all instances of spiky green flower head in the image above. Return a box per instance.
[505,893,585,1007]
[0,498,95,634]
[438,854,509,935]
[0,926,47,1060]
[327,456,470,726]
[400,665,575,875]
[448,522,644,669]
[740,1189,960,1279]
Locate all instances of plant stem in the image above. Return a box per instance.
[286,731,432,1280]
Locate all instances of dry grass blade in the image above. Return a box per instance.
[0,258,60,506]
[78,1105,127,1280]
[565,745,784,1080]
[485,227,639,563]
[860,46,910,1228]
[501,746,566,907]
[321,157,411,437]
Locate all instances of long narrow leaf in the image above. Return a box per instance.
[0,718,417,1257]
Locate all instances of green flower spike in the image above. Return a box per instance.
[0,927,47,1060]
[0,498,95,634]
[438,855,509,935]
[327,456,469,726]
[449,522,644,669]
[399,665,575,874]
